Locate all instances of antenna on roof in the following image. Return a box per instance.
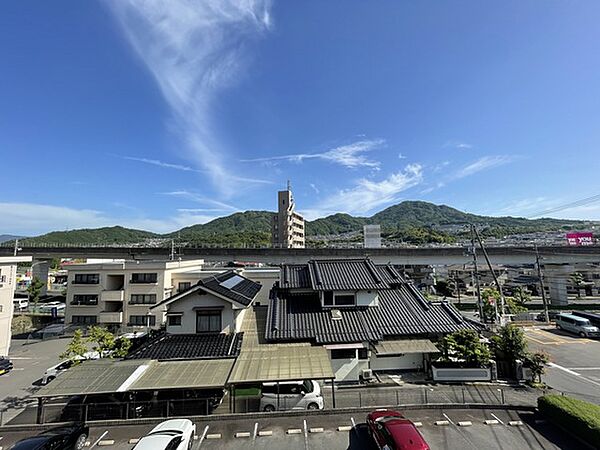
[287,179,291,191]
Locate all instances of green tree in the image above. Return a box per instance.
[435,280,453,298]
[570,272,585,297]
[512,287,531,307]
[441,329,491,367]
[60,329,88,361]
[86,326,115,357]
[27,276,45,311]
[112,337,132,358]
[525,352,550,383]
[50,258,62,270]
[11,315,33,335]
[492,324,528,371]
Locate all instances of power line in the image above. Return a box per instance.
[527,193,600,218]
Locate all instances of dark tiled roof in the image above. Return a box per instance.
[281,265,311,289]
[266,283,478,344]
[308,259,387,291]
[151,270,261,310]
[200,271,262,306]
[280,260,407,291]
[127,332,243,361]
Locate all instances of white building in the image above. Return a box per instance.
[150,271,263,334]
[363,225,382,248]
[65,259,205,331]
[0,256,32,356]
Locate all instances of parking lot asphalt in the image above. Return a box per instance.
[0,338,69,423]
[0,409,579,449]
[524,327,600,404]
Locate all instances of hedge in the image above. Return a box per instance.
[538,395,600,448]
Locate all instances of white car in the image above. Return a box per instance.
[260,379,324,412]
[41,352,102,384]
[133,419,196,450]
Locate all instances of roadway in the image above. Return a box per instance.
[524,326,600,404]
[3,244,600,266]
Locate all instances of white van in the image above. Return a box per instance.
[260,380,324,412]
[556,313,600,338]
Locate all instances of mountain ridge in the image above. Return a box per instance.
[6,201,594,246]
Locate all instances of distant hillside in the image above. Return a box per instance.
[0,234,23,244]
[15,226,159,245]
[7,201,594,246]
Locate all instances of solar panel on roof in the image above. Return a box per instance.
[219,274,244,289]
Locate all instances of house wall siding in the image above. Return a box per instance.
[165,292,235,334]
[370,353,424,371]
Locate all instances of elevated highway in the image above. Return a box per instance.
[2,245,600,266]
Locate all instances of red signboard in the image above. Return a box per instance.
[566,232,594,246]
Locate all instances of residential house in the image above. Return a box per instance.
[266,259,478,381]
[0,256,32,356]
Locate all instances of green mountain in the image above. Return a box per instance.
[7,201,593,246]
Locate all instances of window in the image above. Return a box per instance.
[358,348,369,360]
[196,310,221,333]
[129,315,156,326]
[129,294,157,305]
[331,349,357,359]
[168,315,182,326]
[73,274,99,284]
[130,273,158,283]
[71,295,98,306]
[323,291,355,307]
[72,315,97,325]
[178,282,191,292]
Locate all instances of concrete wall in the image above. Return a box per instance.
[432,366,492,382]
[370,353,424,371]
[328,349,369,382]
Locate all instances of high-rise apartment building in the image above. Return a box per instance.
[364,224,382,248]
[272,183,305,248]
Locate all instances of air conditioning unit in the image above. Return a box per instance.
[361,368,374,382]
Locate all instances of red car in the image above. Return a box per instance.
[367,409,430,450]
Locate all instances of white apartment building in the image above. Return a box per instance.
[65,259,205,332]
[65,260,280,331]
[0,256,32,356]
[272,184,305,248]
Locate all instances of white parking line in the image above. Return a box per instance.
[442,413,454,425]
[490,413,505,425]
[303,419,308,450]
[253,422,258,441]
[197,425,209,448]
[89,430,109,450]
[350,417,357,433]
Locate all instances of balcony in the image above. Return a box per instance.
[101,290,124,302]
[98,311,123,324]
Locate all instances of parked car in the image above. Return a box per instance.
[13,298,28,311]
[11,423,89,450]
[41,351,103,385]
[60,392,153,422]
[556,313,600,338]
[260,380,323,412]
[366,409,430,450]
[536,310,560,322]
[133,419,195,450]
[0,358,13,376]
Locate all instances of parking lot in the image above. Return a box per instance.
[0,409,579,449]
[524,326,600,404]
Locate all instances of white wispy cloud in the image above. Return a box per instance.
[161,190,239,211]
[452,155,516,180]
[309,183,320,194]
[241,139,385,169]
[303,164,423,218]
[0,202,218,235]
[122,155,272,184]
[444,141,473,150]
[107,0,272,195]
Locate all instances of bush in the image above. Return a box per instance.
[538,395,600,448]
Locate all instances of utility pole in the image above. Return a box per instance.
[472,225,505,324]
[13,239,18,256]
[470,228,484,321]
[535,245,550,323]
[170,239,175,261]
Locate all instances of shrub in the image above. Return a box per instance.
[538,395,600,448]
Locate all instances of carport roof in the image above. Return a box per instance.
[228,345,334,384]
[373,339,439,355]
[130,359,234,390]
[36,359,145,397]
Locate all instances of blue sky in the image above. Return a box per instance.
[1,1,600,235]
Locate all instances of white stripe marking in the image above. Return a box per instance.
[490,413,504,425]
[549,363,580,376]
[89,430,109,449]
[303,419,308,449]
[442,413,454,425]
[116,365,149,392]
[253,422,258,441]
[198,425,209,447]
